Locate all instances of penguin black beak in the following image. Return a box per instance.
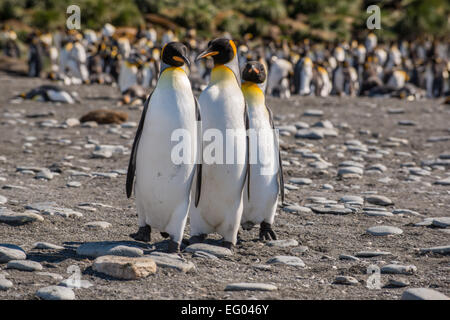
[195,48,219,61]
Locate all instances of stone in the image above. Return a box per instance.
[303,109,324,117]
[434,177,450,186]
[0,244,26,263]
[419,245,450,255]
[92,255,156,280]
[64,118,80,127]
[59,278,94,289]
[366,226,403,236]
[381,264,417,275]
[0,278,13,291]
[0,208,44,224]
[266,239,298,248]
[386,278,410,288]
[363,211,394,217]
[0,195,7,204]
[312,205,353,215]
[334,276,359,285]
[184,243,233,258]
[289,177,312,185]
[267,256,305,267]
[355,251,392,258]
[36,285,75,300]
[7,260,43,271]
[25,202,83,218]
[339,254,360,261]
[295,129,324,140]
[33,242,64,250]
[431,217,450,228]
[76,242,144,258]
[283,205,312,214]
[84,221,112,229]
[149,252,196,272]
[67,181,81,188]
[338,167,363,176]
[392,209,423,217]
[225,283,277,291]
[35,272,64,281]
[364,195,393,206]
[401,288,449,300]
[340,196,364,205]
[35,168,54,180]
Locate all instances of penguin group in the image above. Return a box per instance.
[126,39,284,252]
[2,24,448,103]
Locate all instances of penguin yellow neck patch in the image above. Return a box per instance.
[158,66,188,89]
[210,65,236,84]
[242,81,265,106]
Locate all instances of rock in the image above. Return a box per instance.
[355,251,392,258]
[363,210,394,217]
[401,288,449,300]
[91,149,112,159]
[59,278,94,289]
[334,276,359,285]
[193,251,218,259]
[266,239,298,248]
[35,272,64,281]
[295,129,324,140]
[0,208,44,224]
[184,243,233,258]
[77,242,143,258]
[340,196,364,205]
[7,260,43,271]
[35,168,54,180]
[0,195,7,204]
[0,278,13,291]
[282,205,312,214]
[366,226,403,236]
[225,283,277,291]
[364,195,393,206]
[338,166,363,176]
[431,217,450,228]
[304,109,324,117]
[392,209,423,217]
[419,245,450,255]
[149,252,196,272]
[381,264,417,275]
[67,181,81,188]
[434,177,450,186]
[84,221,111,229]
[33,242,64,250]
[0,244,26,263]
[25,202,83,218]
[64,118,80,127]
[339,254,360,261]
[36,285,75,300]
[289,177,312,185]
[267,256,305,267]
[92,255,156,280]
[386,278,410,288]
[311,206,353,215]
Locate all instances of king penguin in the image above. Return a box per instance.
[240,61,284,240]
[126,42,202,253]
[189,38,248,250]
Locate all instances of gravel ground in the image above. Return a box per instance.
[0,71,449,300]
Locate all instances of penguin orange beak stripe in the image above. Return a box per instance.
[195,50,219,61]
[251,67,260,74]
[173,55,191,68]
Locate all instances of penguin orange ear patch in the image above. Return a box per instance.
[229,40,237,58]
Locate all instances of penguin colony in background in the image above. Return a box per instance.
[1,25,449,102]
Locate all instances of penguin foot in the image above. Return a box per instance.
[130,225,151,242]
[167,240,180,253]
[160,232,170,238]
[222,241,234,251]
[188,234,206,244]
[259,222,277,241]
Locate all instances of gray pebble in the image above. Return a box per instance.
[401,288,449,300]
[366,225,403,236]
[36,285,75,300]
[7,260,43,271]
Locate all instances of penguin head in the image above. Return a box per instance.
[161,42,190,68]
[242,61,266,84]
[195,38,237,65]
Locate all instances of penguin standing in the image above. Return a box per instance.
[126,42,201,253]
[189,38,248,249]
[240,61,284,240]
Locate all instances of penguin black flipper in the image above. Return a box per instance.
[126,91,153,198]
[267,105,285,204]
[244,101,250,200]
[194,96,202,207]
